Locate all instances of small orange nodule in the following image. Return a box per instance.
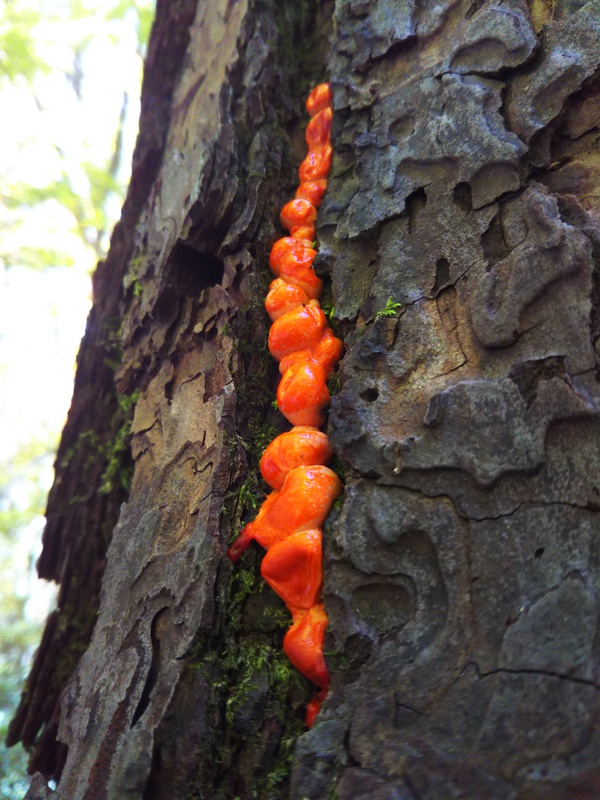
[264,279,313,322]
[268,304,327,362]
[269,237,316,277]
[305,691,327,728]
[290,224,316,242]
[227,490,279,561]
[279,253,323,299]
[278,328,344,378]
[296,180,328,208]
[280,198,318,232]
[306,83,332,118]
[260,426,332,490]
[227,465,342,557]
[306,107,333,149]
[299,146,332,184]
[277,360,330,427]
[313,328,344,377]
[284,603,330,690]
[260,529,323,611]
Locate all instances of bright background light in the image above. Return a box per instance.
[0,1,153,793]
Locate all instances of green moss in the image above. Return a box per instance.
[62,389,139,498]
[123,254,146,294]
[183,542,310,797]
[99,389,140,495]
[327,371,342,396]
[330,453,346,486]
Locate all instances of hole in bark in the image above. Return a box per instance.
[363,35,418,69]
[384,36,418,60]
[481,213,511,268]
[509,356,566,407]
[405,187,427,234]
[361,387,379,402]
[152,243,225,329]
[534,547,545,559]
[453,181,473,212]
[131,608,168,727]
[556,195,589,227]
[171,242,225,292]
[431,257,451,295]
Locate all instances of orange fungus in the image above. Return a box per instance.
[228,83,340,729]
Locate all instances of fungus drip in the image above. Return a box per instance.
[228,84,342,728]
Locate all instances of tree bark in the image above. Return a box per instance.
[12,1,600,799]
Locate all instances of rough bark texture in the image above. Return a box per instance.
[13,1,600,799]
[294,2,600,799]
[8,0,200,780]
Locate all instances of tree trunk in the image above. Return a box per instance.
[12,1,600,799]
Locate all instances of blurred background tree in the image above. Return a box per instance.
[0,1,153,794]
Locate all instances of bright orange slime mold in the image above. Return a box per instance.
[228,83,342,728]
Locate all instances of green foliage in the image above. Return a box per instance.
[374,296,403,321]
[0,0,49,83]
[321,302,335,322]
[0,436,55,537]
[2,159,123,269]
[0,3,154,796]
[104,0,153,55]
[0,0,154,270]
[0,434,57,798]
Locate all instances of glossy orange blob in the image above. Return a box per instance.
[313,328,344,376]
[306,107,332,149]
[228,466,342,560]
[260,426,332,490]
[299,146,332,183]
[229,82,338,731]
[306,83,333,117]
[284,603,330,689]
[278,327,344,377]
[277,360,330,427]
[269,237,315,277]
[296,180,328,208]
[305,691,327,728]
[268,304,327,362]
[279,252,323,299]
[264,279,313,322]
[290,224,316,241]
[280,198,318,231]
[261,529,323,611]
[227,490,279,562]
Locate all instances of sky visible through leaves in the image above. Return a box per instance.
[0,1,152,793]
